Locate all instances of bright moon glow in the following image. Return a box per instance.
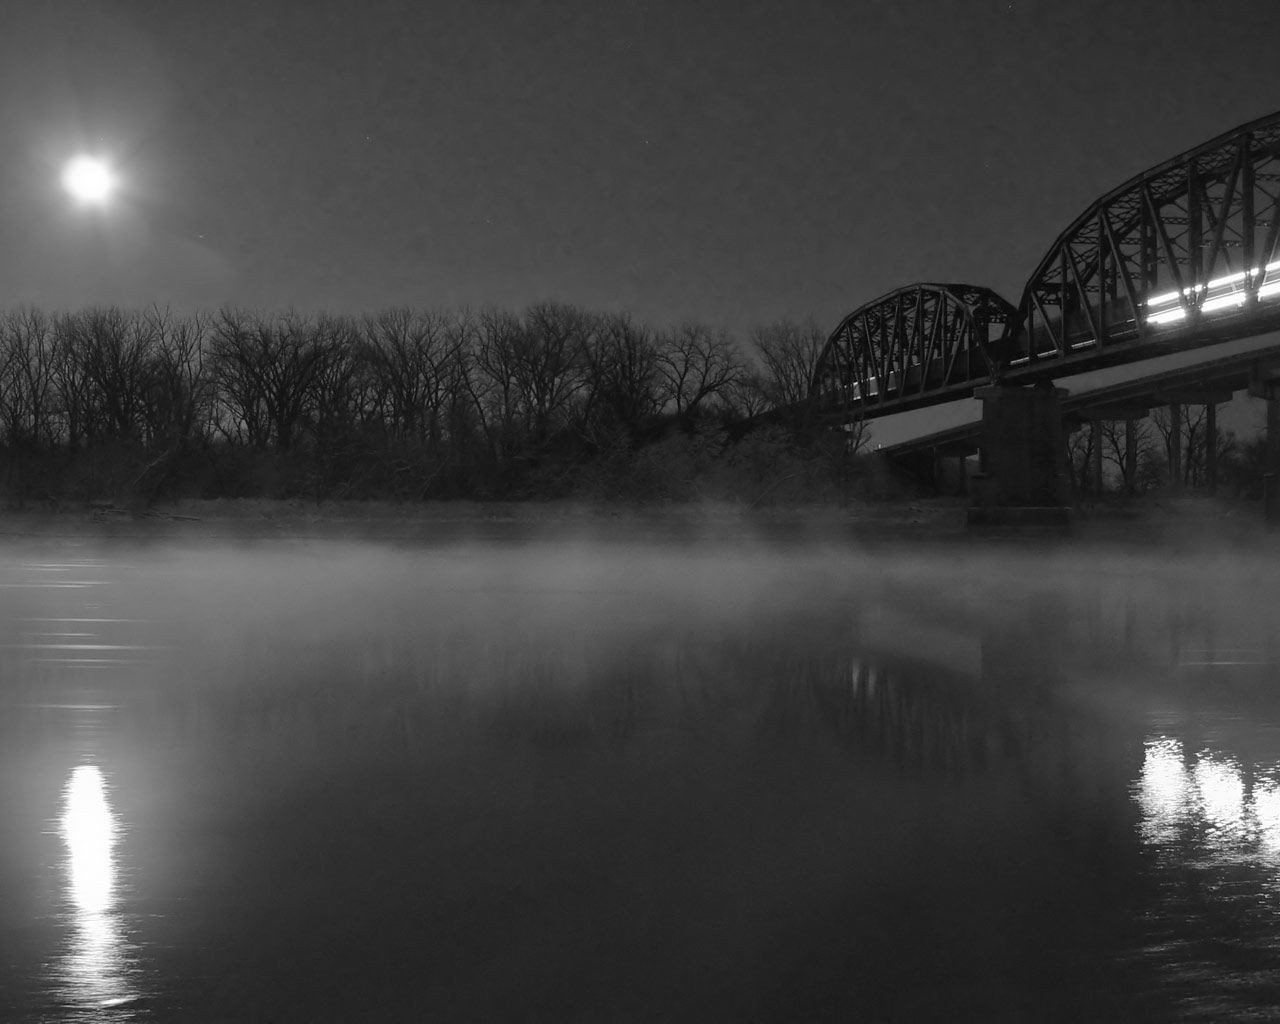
[61,156,117,206]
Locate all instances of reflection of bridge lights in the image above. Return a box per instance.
[1257,779,1280,855]
[1136,737,1191,841]
[1194,754,1247,838]
[1135,737,1280,861]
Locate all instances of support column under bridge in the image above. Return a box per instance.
[1250,364,1280,525]
[967,383,1071,527]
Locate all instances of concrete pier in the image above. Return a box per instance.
[1249,365,1280,525]
[968,384,1070,527]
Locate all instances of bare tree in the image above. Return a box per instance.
[466,306,526,471]
[209,309,334,449]
[143,307,215,451]
[307,314,369,440]
[1150,404,1210,489]
[655,321,741,417]
[0,307,60,502]
[515,301,593,444]
[750,316,826,409]
[1065,421,1097,496]
[363,307,464,444]
[581,312,664,441]
[717,368,772,420]
[0,307,57,449]
[50,312,95,449]
[1099,417,1160,493]
[64,307,158,443]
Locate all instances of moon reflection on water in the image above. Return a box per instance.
[58,764,137,1015]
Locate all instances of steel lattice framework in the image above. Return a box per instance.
[807,110,1280,420]
[999,109,1280,374]
[810,283,1017,415]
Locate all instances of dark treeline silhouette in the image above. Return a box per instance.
[1066,404,1268,500]
[0,302,860,507]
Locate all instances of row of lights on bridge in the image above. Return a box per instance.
[1146,259,1280,325]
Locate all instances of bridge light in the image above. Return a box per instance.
[1200,292,1247,314]
[1206,269,1249,289]
[1260,280,1280,300]
[1147,307,1187,325]
[1145,283,1205,307]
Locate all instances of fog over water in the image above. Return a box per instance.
[1,525,1279,1021]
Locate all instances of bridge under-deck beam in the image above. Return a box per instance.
[1076,403,1152,421]
[1156,387,1237,406]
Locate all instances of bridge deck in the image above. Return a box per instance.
[872,333,1280,455]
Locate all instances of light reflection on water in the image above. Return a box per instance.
[57,764,138,1016]
[1133,734,1280,1018]
[1136,737,1280,861]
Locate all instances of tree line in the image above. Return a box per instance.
[1066,404,1268,500]
[0,302,848,506]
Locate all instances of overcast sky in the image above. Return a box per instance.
[3,0,1280,338]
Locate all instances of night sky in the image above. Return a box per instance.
[4,0,1280,338]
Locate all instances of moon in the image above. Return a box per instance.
[61,155,117,206]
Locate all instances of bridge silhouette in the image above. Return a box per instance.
[812,109,1280,419]
[802,109,1280,516]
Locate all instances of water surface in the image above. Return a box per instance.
[1,532,1279,1021]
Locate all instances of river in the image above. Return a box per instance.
[1,529,1278,1021]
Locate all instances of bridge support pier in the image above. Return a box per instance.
[967,384,1070,527]
[1249,367,1280,524]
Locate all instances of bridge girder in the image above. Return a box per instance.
[809,283,1016,417]
[1001,109,1280,374]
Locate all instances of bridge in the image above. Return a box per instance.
[807,109,1280,518]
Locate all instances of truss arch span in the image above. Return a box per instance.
[810,283,1016,416]
[1002,109,1280,374]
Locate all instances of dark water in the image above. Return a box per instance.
[1,532,1279,1022]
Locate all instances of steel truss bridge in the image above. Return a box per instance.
[810,110,1280,424]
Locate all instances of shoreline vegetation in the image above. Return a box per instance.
[0,302,865,511]
[0,302,1264,519]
